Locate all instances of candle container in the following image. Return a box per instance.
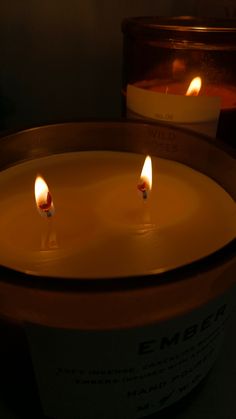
[0,121,236,419]
[122,17,236,146]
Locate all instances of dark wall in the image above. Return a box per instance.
[0,1,172,130]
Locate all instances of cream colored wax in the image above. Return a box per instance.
[0,151,235,278]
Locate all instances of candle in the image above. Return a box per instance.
[126,81,221,138]
[146,79,236,143]
[126,78,236,138]
[0,150,235,278]
[0,122,236,419]
[122,16,236,144]
[126,82,236,143]
[139,79,236,110]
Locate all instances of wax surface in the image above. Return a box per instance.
[0,151,236,278]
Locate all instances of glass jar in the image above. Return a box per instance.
[122,16,236,146]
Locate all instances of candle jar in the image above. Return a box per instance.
[0,121,236,419]
[122,16,236,146]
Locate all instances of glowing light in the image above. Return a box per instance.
[186,77,202,96]
[138,155,152,200]
[35,175,55,217]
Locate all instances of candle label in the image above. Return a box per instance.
[25,292,232,419]
[127,84,221,138]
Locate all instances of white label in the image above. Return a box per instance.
[26,294,230,419]
[127,84,221,137]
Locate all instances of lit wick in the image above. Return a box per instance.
[35,175,57,249]
[35,175,55,218]
[186,76,202,96]
[138,155,152,200]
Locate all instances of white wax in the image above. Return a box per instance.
[0,151,235,278]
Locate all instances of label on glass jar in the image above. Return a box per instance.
[127,84,221,138]
[25,292,231,419]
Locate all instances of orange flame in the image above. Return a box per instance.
[35,175,55,217]
[186,77,202,96]
[138,155,152,200]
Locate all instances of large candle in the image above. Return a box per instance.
[0,122,236,419]
[0,150,235,278]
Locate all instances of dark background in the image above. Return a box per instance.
[0,1,235,131]
[0,1,172,130]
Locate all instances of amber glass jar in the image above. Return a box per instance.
[122,16,236,146]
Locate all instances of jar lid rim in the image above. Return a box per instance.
[122,16,236,33]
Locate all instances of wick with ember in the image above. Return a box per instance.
[38,190,54,218]
[137,155,152,201]
[138,180,149,200]
[137,155,153,228]
[35,175,58,250]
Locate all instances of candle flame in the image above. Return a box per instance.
[35,175,55,217]
[138,155,152,200]
[186,77,202,96]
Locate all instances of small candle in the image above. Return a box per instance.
[126,78,236,139]
[122,16,236,144]
[142,79,236,110]
[126,82,220,138]
[0,150,235,278]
